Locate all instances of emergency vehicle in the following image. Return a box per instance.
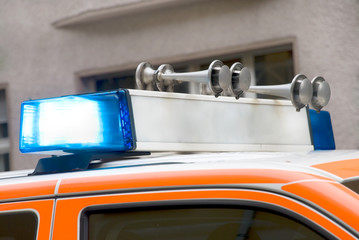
[1,60,358,240]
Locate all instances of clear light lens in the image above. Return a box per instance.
[20,90,134,153]
[39,97,103,145]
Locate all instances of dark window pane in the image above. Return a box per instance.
[0,123,8,138]
[0,153,9,171]
[222,59,242,68]
[112,76,136,89]
[86,69,190,93]
[168,67,190,93]
[0,89,7,123]
[255,51,294,99]
[0,89,8,139]
[93,75,136,92]
[343,180,359,194]
[173,82,189,93]
[95,79,108,92]
[0,211,37,239]
[87,207,325,240]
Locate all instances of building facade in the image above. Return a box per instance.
[0,0,358,170]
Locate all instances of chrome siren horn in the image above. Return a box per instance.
[136,62,157,90]
[311,76,331,112]
[247,74,313,111]
[229,62,251,99]
[156,60,231,97]
[155,64,177,92]
[136,60,231,97]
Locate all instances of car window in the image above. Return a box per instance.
[343,180,359,194]
[86,207,325,240]
[0,211,37,240]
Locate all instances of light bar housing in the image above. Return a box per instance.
[20,89,316,154]
[20,90,135,154]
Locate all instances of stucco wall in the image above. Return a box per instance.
[0,0,358,170]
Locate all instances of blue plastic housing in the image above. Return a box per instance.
[20,90,135,153]
[309,109,335,150]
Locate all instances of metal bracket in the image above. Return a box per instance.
[30,151,150,175]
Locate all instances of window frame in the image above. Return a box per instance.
[0,85,10,171]
[0,209,39,240]
[79,199,335,240]
[52,187,357,239]
[76,37,298,94]
[0,199,55,240]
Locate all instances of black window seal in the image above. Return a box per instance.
[79,199,337,240]
[0,209,39,240]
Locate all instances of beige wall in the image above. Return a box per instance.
[0,0,358,170]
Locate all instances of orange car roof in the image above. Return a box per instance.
[0,150,359,198]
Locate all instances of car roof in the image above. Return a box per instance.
[1,150,359,182]
[0,150,358,203]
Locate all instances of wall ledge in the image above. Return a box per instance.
[52,0,203,28]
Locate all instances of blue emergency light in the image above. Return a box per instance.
[20,88,334,155]
[20,90,135,153]
[309,109,335,150]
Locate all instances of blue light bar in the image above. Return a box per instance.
[309,109,335,150]
[20,90,135,153]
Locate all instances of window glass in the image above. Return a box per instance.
[82,73,136,92]
[254,50,294,99]
[0,89,9,172]
[87,207,325,240]
[255,50,293,85]
[0,211,37,240]
[0,153,9,171]
[82,69,189,93]
[0,123,8,139]
[343,180,359,194]
[0,90,7,124]
[95,76,135,92]
[80,47,294,97]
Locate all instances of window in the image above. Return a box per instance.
[343,180,359,194]
[0,154,9,172]
[254,50,294,99]
[81,69,190,93]
[85,207,325,240]
[82,71,136,92]
[255,50,293,86]
[0,89,9,171]
[81,46,294,99]
[0,211,38,239]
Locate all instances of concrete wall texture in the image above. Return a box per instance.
[0,0,358,170]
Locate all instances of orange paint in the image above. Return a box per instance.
[0,200,54,240]
[58,169,330,195]
[0,180,57,200]
[52,189,354,240]
[312,159,359,179]
[283,181,359,233]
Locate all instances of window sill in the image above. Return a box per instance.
[52,0,202,28]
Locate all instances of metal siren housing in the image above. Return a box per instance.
[247,74,313,111]
[20,89,315,155]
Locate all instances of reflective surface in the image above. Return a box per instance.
[0,211,37,240]
[88,207,325,240]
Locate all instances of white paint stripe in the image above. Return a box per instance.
[342,175,359,183]
[54,179,62,195]
[283,178,339,186]
[49,199,57,240]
